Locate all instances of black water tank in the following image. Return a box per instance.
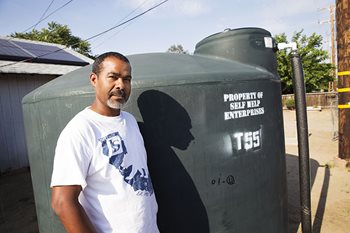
[23,27,288,233]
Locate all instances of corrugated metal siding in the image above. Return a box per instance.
[0,74,56,172]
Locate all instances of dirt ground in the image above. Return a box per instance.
[0,109,349,233]
[284,109,350,233]
[0,167,38,233]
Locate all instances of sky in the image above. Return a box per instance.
[0,0,335,56]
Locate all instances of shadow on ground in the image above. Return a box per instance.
[0,168,39,233]
[286,154,330,233]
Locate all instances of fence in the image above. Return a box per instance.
[282,92,338,108]
[282,92,338,140]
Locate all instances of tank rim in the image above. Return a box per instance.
[195,27,272,52]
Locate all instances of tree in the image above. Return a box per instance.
[167,44,188,54]
[275,31,334,94]
[10,22,94,58]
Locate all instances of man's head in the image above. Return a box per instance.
[92,52,130,75]
[90,52,132,116]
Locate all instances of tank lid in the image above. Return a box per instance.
[194,27,278,75]
[195,27,272,50]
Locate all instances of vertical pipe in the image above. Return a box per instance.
[291,51,312,233]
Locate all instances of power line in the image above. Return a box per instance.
[2,0,72,44]
[92,21,135,52]
[92,0,150,51]
[85,0,168,42]
[33,0,56,30]
[22,0,74,33]
[0,0,169,68]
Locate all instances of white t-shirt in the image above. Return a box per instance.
[51,107,159,233]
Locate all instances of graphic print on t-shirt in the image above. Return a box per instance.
[99,132,154,196]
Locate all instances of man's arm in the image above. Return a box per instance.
[51,185,97,233]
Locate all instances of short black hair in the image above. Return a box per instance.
[92,52,130,75]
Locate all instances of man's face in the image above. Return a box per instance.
[91,56,132,115]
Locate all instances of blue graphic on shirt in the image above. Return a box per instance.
[99,132,154,196]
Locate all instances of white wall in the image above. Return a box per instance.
[0,74,56,172]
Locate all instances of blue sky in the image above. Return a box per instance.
[0,0,335,56]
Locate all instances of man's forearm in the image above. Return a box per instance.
[51,185,97,233]
[55,199,97,233]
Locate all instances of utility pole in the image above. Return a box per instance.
[330,4,336,75]
[336,0,350,160]
[319,4,336,91]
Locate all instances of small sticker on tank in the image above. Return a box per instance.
[223,91,265,120]
[264,37,273,48]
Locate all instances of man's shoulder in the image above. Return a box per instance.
[70,107,91,122]
[121,111,136,120]
[62,108,93,133]
[121,111,141,130]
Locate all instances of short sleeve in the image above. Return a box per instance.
[50,121,92,189]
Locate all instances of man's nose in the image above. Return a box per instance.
[115,78,125,89]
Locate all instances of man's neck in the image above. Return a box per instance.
[90,102,121,117]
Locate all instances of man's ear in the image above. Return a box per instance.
[90,73,97,87]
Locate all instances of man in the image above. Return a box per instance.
[51,52,159,233]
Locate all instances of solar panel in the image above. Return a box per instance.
[0,38,89,66]
[0,39,32,58]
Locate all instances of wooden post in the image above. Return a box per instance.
[336,0,350,160]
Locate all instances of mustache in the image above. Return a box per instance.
[109,89,126,98]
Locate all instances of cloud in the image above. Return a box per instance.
[257,19,290,35]
[251,0,330,35]
[175,0,210,16]
[259,0,324,18]
[125,0,210,16]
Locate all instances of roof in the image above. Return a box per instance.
[0,36,94,75]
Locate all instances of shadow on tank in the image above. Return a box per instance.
[137,90,209,233]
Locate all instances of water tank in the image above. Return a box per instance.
[22,27,288,233]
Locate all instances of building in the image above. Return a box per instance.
[0,36,93,172]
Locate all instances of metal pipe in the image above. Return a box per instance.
[291,51,312,233]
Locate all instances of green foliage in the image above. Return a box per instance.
[285,98,295,110]
[10,22,94,58]
[167,44,188,54]
[275,30,334,94]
